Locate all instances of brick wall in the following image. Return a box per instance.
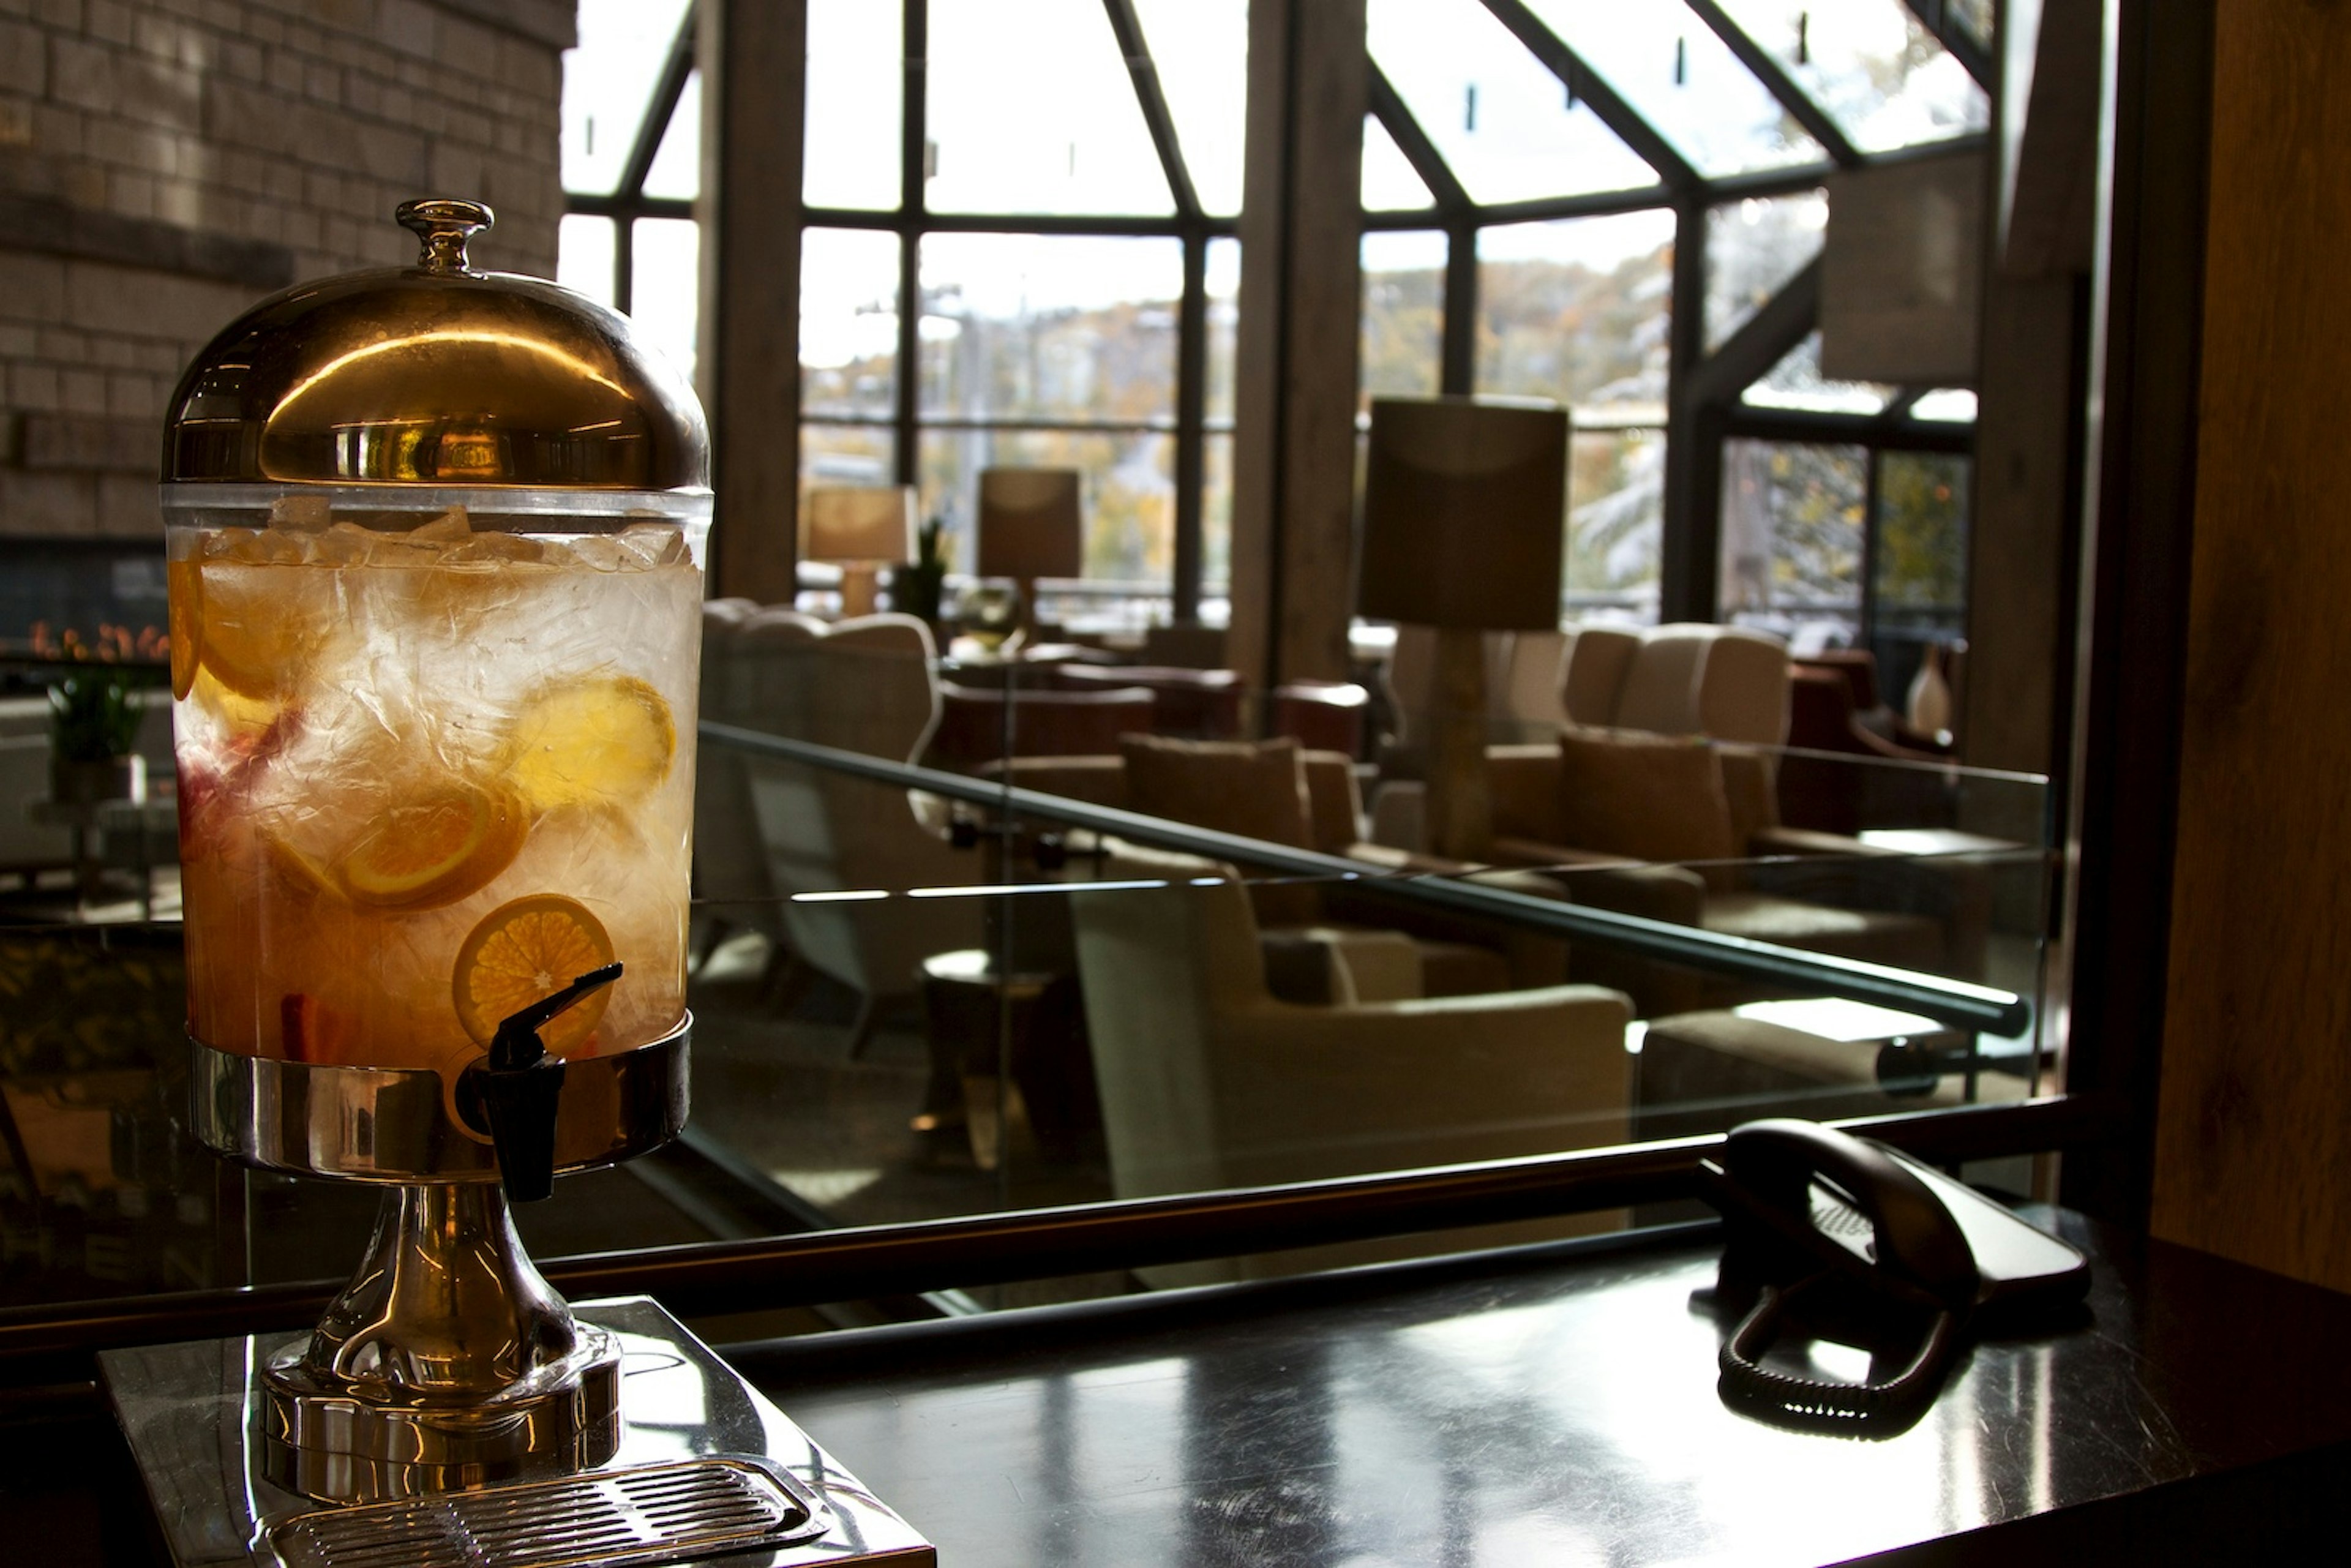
[0,0,572,546]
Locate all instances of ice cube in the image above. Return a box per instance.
[224,528,307,565]
[444,533,548,566]
[268,494,333,530]
[616,523,689,568]
[410,507,473,542]
[553,535,634,572]
[306,522,377,566]
[202,526,259,560]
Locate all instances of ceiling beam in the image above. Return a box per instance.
[1478,0,1701,192]
[1101,0,1202,221]
[1367,61,1473,215]
[1682,0,1864,169]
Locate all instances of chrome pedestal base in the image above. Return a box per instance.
[257,1180,623,1502]
[100,1297,937,1568]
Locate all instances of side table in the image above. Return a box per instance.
[915,948,1097,1171]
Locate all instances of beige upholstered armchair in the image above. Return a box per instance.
[1069,843,1634,1280]
[727,610,980,1049]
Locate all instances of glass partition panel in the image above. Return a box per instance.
[917,427,1176,594]
[0,707,2049,1328]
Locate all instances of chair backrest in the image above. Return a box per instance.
[1697,627,1792,747]
[1561,626,1643,728]
[1612,625,1712,733]
[693,600,774,905]
[1068,844,1271,1199]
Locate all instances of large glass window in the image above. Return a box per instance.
[1477,212,1674,419]
[1360,231,1447,412]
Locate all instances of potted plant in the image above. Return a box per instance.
[40,625,156,806]
[894,515,951,632]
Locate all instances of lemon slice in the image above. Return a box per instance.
[503,672,675,812]
[452,895,617,1056]
[167,557,203,700]
[337,782,527,910]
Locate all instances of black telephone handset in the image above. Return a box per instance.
[1698,1120,2090,1425]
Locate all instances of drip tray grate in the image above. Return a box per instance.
[269,1457,830,1568]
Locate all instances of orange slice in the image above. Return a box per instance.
[336,782,527,910]
[197,560,339,701]
[167,557,203,700]
[503,671,676,811]
[452,895,617,1055]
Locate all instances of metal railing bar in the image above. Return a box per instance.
[0,1097,2105,1365]
[700,724,2033,1035]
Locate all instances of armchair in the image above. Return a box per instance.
[730,610,980,1050]
[1069,842,1633,1281]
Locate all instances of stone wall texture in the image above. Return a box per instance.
[0,0,571,541]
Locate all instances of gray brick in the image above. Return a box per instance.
[61,366,107,414]
[31,101,83,157]
[35,326,86,359]
[97,470,159,536]
[107,165,154,217]
[348,118,422,183]
[155,176,198,225]
[86,116,177,174]
[266,50,302,96]
[0,468,97,535]
[219,37,260,79]
[0,18,43,94]
[427,138,482,195]
[242,9,281,47]
[105,370,159,420]
[32,2,83,33]
[434,12,498,77]
[48,35,115,114]
[378,0,433,58]
[84,0,129,46]
[0,323,37,357]
[62,258,250,345]
[89,336,135,367]
[118,55,203,130]
[0,251,66,321]
[132,13,179,59]
[0,97,31,148]
[343,68,379,119]
[303,60,336,103]
[20,409,149,468]
[10,361,61,410]
[60,156,103,206]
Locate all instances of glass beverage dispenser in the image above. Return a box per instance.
[109,200,934,1564]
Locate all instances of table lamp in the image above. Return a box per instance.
[977,467,1082,639]
[1359,396,1567,860]
[806,483,917,618]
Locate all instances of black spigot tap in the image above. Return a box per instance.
[465,961,623,1203]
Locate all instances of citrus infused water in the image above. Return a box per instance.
[169,498,702,1077]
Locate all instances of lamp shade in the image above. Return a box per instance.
[1358,397,1567,631]
[977,467,1083,580]
[804,484,917,564]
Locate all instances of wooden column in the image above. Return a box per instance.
[2148,1,2351,1291]
[1228,0,1365,692]
[698,0,806,606]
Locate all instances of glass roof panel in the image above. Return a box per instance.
[1705,189,1826,351]
[561,0,691,195]
[1523,0,1825,177]
[641,69,700,201]
[1742,331,1894,414]
[1132,0,1248,216]
[804,0,902,209]
[1368,0,1656,206]
[1713,0,1988,152]
[926,0,1174,216]
[1363,114,1438,212]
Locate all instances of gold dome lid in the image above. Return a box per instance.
[162,199,708,493]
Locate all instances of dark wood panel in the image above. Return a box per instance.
[2153,3,2351,1288]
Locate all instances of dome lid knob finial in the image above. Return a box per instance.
[396,197,494,274]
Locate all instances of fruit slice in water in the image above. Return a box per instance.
[337,782,527,909]
[167,557,203,700]
[197,560,338,700]
[452,895,617,1056]
[504,672,675,811]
